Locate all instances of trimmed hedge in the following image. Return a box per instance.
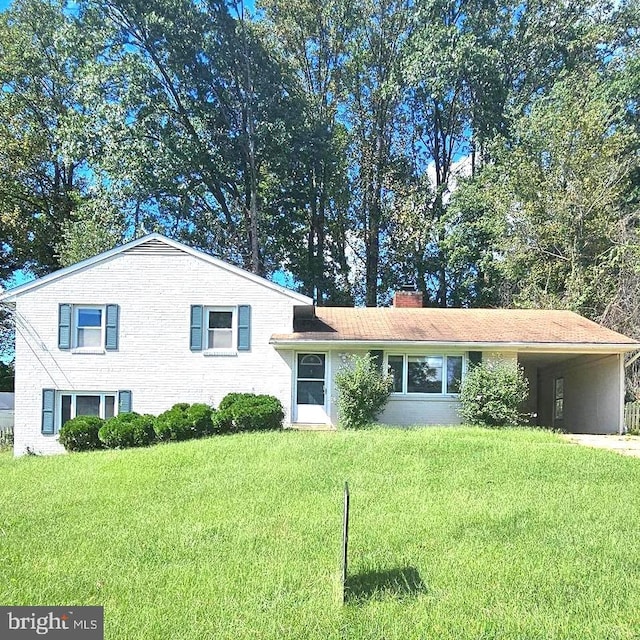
[98,412,156,448]
[155,403,215,441]
[58,416,104,452]
[214,393,284,432]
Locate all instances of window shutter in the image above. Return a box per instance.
[58,304,71,350]
[237,305,251,351]
[369,350,384,372]
[468,351,483,368]
[42,389,55,435]
[105,304,119,351]
[118,390,132,414]
[190,305,203,351]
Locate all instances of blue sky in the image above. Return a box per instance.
[0,1,10,10]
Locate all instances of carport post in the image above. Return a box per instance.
[619,353,625,435]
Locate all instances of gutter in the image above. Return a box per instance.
[269,338,639,354]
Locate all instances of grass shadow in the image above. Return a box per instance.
[345,566,427,603]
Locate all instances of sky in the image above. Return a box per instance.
[0,1,10,10]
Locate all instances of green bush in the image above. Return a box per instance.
[214,393,284,432]
[98,412,156,448]
[335,354,393,429]
[459,361,530,427]
[154,403,214,441]
[58,416,104,452]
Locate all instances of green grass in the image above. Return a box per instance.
[1,427,640,639]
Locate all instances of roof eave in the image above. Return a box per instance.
[269,338,640,353]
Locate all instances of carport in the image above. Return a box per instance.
[519,351,625,434]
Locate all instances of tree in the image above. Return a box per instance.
[259,0,354,303]
[0,0,101,277]
[78,0,312,277]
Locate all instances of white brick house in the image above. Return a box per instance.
[1,234,311,455]
[1,234,638,455]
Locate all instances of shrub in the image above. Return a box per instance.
[154,403,214,441]
[335,354,393,429]
[98,412,156,448]
[459,361,529,427]
[58,416,104,452]
[214,393,284,432]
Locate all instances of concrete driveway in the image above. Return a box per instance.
[563,433,640,458]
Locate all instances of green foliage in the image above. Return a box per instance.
[214,393,284,432]
[0,361,14,392]
[459,361,529,427]
[98,412,156,449]
[58,416,104,452]
[154,403,215,441]
[335,354,393,429]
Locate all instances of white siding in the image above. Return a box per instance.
[13,249,304,455]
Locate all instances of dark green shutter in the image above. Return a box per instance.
[105,304,119,350]
[468,351,483,368]
[238,305,251,351]
[58,304,71,349]
[369,350,384,372]
[42,389,55,434]
[118,390,132,414]
[190,305,203,351]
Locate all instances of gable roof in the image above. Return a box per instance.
[271,307,639,351]
[0,234,312,304]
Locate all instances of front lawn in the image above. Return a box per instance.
[1,427,639,639]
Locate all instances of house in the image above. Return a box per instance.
[0,234,637,455]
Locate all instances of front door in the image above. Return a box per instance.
[295,353,329,423]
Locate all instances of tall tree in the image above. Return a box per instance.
[0,0,98,277]
[344,0,412,306]
[79,0,309,276]
[259,0,354,303]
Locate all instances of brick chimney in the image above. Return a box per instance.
[393,286,423,308]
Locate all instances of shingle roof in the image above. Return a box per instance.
[271,307,638,348]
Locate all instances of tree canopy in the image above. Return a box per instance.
[0,0,638,333]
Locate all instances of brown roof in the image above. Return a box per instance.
[271,307,639,348]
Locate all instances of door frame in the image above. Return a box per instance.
[293,351,331,424]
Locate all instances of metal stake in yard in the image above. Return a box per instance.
[342,481,350,603]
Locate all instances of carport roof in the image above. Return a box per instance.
[271,307,639,350]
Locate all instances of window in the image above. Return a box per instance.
[58,303,119,351]
[388,355,404,392]
[59,392,117,431]
[387,354,465,394]
[207,309,234,349]
[190,305,251,353]
[554,378,564,422]
[296,354,325,405]
[76,307,103,348]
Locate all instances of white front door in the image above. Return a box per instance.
[295,353,329,424]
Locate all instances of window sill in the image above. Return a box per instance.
[203,349,238,357]
[389,394,460,401]
[71,348,106,355]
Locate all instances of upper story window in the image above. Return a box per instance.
[58,303,119,351]
[190,304,251,354]
[207,308,234,349]
[76,307,103,348]
[387,353,464,395]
